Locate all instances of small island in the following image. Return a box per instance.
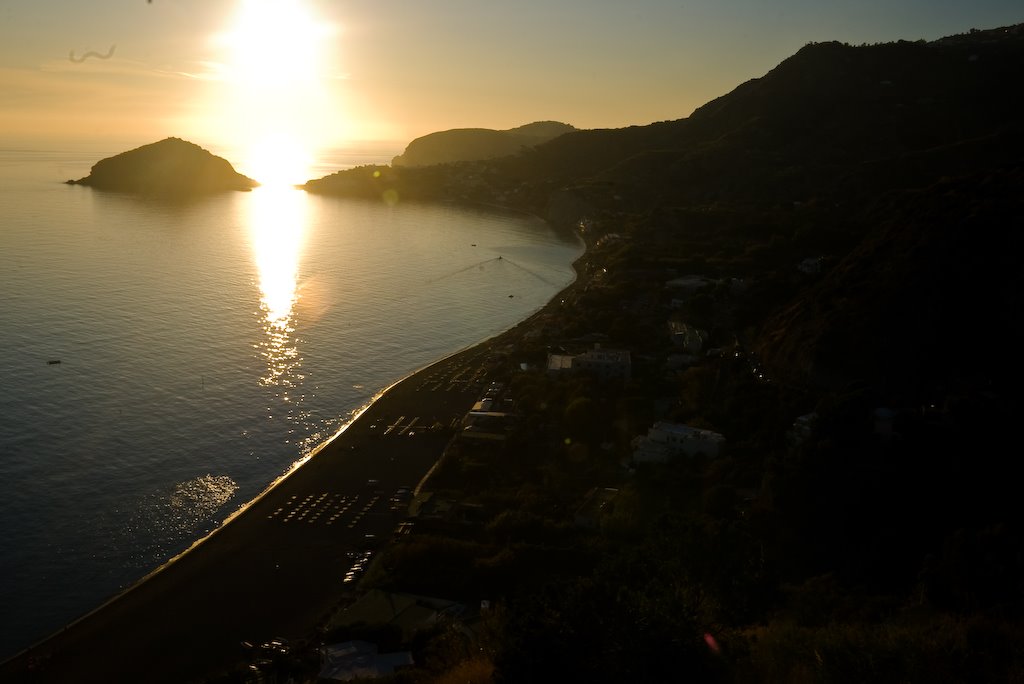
[67,137,257,195]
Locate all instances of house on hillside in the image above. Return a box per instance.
[666,275,715,308]
[318,641,414,681]
[666,275,714,293]
[327,589,469,639]
[668,321,708,354]
[788,412,818,448]
[547,343,631,382]
[460,410,516,443]
[574,487,620,529]
[632,421,725,463]
[798,256,826,275]
[546,353,575,373]
[574,344,631,381]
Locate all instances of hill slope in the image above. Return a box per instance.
[391,121,576,167]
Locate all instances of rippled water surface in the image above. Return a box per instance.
[0,146,581,658]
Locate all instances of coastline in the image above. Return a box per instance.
[0,236,586,683]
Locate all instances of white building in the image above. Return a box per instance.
[547,344,631,381]
[632,421,725,463]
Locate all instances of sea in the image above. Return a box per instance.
[0,142,582,660]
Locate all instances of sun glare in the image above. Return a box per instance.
[220,0,325,86]
[250,185,306,326]
[211,0,341,186]
[248,183,308,386]
[241,134,315,189]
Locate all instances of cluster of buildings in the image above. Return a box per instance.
[459,381,517,443]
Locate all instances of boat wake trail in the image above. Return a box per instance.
[426,255,561,287]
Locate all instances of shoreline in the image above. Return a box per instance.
[0,232,587,683]
[0,360,410,667]
[0,160,585,670]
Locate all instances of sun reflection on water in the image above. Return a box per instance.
[247,184,308,388]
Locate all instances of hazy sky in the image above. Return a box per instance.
[1,0,1020,154]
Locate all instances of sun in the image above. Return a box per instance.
[219,0,328,87]
[210,0,341,186]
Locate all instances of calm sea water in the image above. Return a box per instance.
[0,144,581,659]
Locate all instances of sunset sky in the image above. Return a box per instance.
[1,1,1019,168]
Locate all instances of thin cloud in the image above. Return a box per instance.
[40,55,203,81]
[171,60,229,81]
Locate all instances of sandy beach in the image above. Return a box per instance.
[0,332,517,683]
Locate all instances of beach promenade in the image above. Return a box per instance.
[0,340,503,683]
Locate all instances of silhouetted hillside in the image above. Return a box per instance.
[519,25,1024,204]
[306,24,1024,397]
[391,121,575,167]
[68,138,257,195]
[296,25,1024,683]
